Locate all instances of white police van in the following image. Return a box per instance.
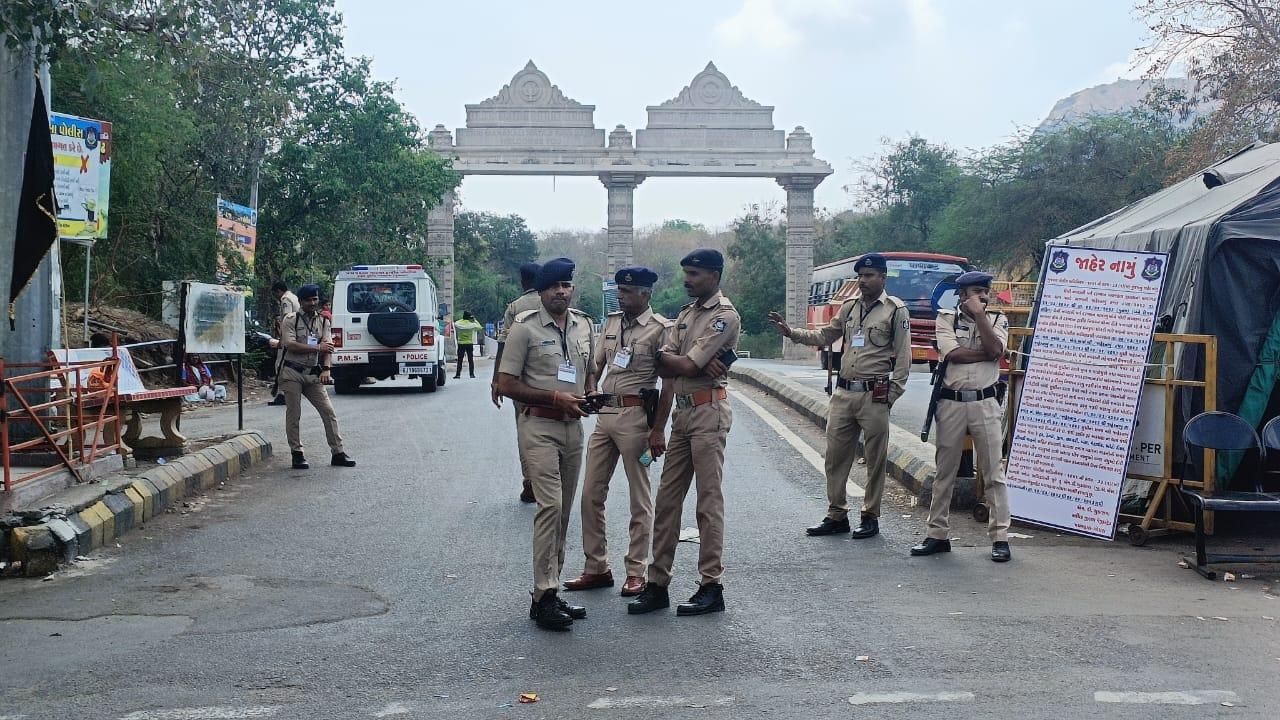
[330,264,447,394]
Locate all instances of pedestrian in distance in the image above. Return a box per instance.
[453,311,482,379]
[913,271,1013,562]
[493,261,544,503]
[769,253,911,540]
[278,284,356,471]
[267,280,299,407]
[564,266,675,598]
[495,258,596,631]
[628,249,740,618]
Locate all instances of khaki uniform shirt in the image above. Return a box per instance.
[662,292,741,395]
[276,291,300,335]
[499,306,595,396]
[498,290,542,343]
[281,311,332,367]
[791,294,912,398]
[936,308,1008,390]
[595,308,672,396]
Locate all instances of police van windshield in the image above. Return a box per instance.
[346,282,417,313]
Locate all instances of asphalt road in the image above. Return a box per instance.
[737,357,935,433]
[1,357,1278,719]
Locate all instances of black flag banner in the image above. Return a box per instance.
[9,77,58,330]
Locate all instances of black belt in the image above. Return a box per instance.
[836,378,876,392]
[939,384,999,402]
[282,360,320,373]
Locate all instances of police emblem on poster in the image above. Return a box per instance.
[1142,257,1164,281]
[1049,250,1069,274]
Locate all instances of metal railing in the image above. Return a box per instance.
[1,355,123,491]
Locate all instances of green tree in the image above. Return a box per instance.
[723,209,784,335]
[854,136,962,248]
[453,210,537,324]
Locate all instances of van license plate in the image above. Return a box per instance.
[399,362,431,376]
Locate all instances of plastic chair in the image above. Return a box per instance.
[1179,411,1280,579]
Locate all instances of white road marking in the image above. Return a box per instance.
[848,691,974,705]
[372,702,413,717]
[119,708,279,720]
[587,695,734,709]
[1094,690,1239,705]
[729,389,864,497]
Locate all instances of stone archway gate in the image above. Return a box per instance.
[426,61,832,358]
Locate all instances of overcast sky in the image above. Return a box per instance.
[332,0,1150,233]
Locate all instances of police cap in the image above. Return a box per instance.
[615,266,657,287]
[855,254,888,272]
[535,257,576,291]
[955,271,994,288]
[680,248,724,271]
[297,284,321,300]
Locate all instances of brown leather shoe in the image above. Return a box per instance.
[563,571,614,591]
[620,575,645,596]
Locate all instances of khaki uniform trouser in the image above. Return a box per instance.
[825,387,890,519]
[648,400,732,587]
[279,366,344,456]
[513,404,531,485]
[928,397,1011,542]
[519,415,584,600]
[580,406,654,577]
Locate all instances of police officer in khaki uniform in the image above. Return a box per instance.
[278,284,356,470]
[769,253,911,540]
[496,258,596,631]
[629,249,740,617]
[268,280,300,406]
[492,262,543,503]
[563,267,675,598]
[912,271,1013,562]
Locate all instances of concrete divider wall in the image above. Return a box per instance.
[730,366,979,510]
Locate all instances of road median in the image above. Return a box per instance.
[730,365,981,512]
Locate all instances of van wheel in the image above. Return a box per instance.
[436,365,446,387]
[334,376,359,395]
[421,374,438,394]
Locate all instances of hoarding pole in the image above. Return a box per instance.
[236,356,243,431]
[83,242,91,343]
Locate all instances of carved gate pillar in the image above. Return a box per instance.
[778,174,821,360]
[426,188,457,359]
[601,168,644,276]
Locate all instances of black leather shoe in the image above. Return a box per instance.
[529,590,573,630]
[676,583,724,616]
[626,583,670,614]
[849,514,879,539]
[557,596,587,620]
[519,481,536,504]
[910,538,952,556]
[331,453,356,467]
[805,516,851,536]
[291,451,309,470]
[991,541,1012,563]
[268,395,287,406]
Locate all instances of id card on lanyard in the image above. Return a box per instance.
[555,323,577,383]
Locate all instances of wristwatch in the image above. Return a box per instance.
[654,348,665,364]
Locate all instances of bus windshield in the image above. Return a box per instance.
[884,260,966,307]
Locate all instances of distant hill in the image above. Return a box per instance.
[1036,77,1209,132]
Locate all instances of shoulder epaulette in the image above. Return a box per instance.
[569,308,591,318]
[514,309,539,323]
[885,295,908,309]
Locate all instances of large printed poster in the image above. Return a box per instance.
[50,113,112,240]
[1006,246,1167,539]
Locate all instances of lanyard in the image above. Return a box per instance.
[554,319,569,359]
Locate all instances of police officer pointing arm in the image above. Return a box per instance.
[769,253,911,540]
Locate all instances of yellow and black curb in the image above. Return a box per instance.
[3,431,272,576]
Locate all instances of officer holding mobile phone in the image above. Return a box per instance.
[769,253,910,540]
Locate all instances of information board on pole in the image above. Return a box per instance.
[182,282,246,355]
[1006,246,1167,539]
